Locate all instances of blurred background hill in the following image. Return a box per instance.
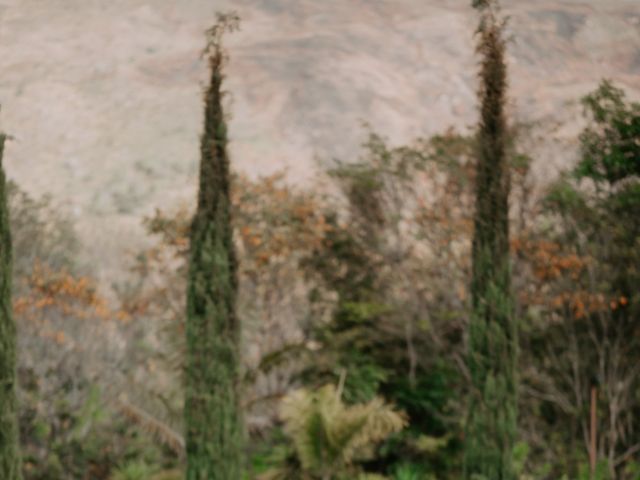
[0,0,639,286]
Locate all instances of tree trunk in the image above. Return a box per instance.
[0,133,23,479]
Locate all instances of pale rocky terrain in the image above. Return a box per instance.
[0,0,639,286]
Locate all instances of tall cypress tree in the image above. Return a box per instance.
[464,1,517,479]
[184,13,243,480]
[0,133,22,480]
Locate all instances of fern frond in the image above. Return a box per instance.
[116,397,185,456]
[280,383,406,478]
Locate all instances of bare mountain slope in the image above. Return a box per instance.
[0,0,638,283]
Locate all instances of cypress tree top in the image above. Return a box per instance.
[184,13,244,480]
[465,1,518,479]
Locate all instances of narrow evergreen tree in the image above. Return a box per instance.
[184,13,243,480]
[0,133,22,480]
[464,1,517,479]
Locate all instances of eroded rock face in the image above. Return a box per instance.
[0,0,638,282]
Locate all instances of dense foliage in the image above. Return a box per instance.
[519,80,640,479]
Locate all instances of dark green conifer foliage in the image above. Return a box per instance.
[0,133,22,480]
[184,13,243,480]
[464,1,517,479]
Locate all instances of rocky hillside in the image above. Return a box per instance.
[1,0,639,283]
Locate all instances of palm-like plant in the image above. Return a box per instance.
[273,382,407,480]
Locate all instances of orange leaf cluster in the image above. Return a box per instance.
[13,262,126,322]
[234,173,330,268]
[514,238,587,281]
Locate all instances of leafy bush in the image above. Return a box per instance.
[263,383,406,479]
